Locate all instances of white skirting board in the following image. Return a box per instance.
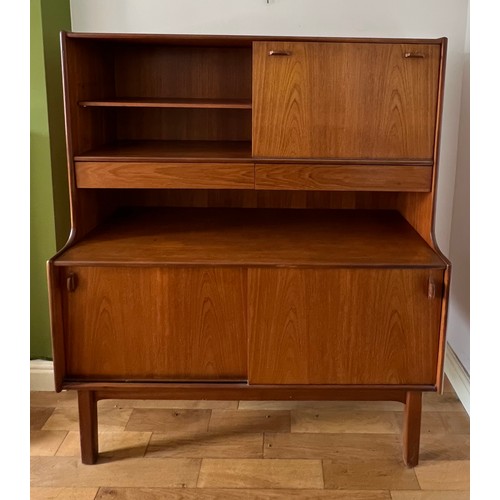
[30,348,471,415]
[443,343,470,415]
[30,359,55,391]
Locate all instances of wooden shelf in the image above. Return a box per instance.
[75,140,253,162]
[55,208,446,268]
[79,98,252,109]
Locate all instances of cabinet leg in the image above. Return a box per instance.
[77,390,98,464]
[402,391,422,467]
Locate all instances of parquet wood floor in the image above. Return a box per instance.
[30,378,469,499]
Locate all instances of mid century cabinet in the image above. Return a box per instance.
[47,33,450,467]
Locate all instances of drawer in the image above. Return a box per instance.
[75,161,255,189]
[255,164,432,192]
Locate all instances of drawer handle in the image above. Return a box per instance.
[269,50,291,56]
[404,52,426,59]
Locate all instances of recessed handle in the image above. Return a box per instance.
[404,52,426,59]
[427,278,436,300]
[66,273,77,292]
[269,50,291,56]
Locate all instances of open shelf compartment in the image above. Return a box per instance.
[64,36,252,161]
[55,207,447,268]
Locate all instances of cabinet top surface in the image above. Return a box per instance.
[63,32,446,45]
[54,208,446,268]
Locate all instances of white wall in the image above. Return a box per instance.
[70,0,470,369]
[447,4,470,374]
[71,0,469,256]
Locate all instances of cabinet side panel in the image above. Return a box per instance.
[64,267,247,380]
[47,263,66,391]
[249,268,442,385]
[63,37,116,156]
[62,36,122,241]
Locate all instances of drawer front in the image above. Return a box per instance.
[249,268,443,385]
[63,266,247,381]
[255,164,432,192]
[75,162,255,189]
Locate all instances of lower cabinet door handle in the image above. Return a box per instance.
[67,273,77,292]
[427,278,436,300]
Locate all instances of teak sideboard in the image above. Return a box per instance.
[47,33,450,467]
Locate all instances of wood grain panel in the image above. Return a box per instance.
[390,492,469,500]
[63,37,116,156]
[72,190,125,241]
[397,192,434,245]
[42,406,132,432]
[93,488,391,499]
[113,45,251,100]
[96,486,390,500]
[414,460,470,491]
[125,409,211,433]
[115,109,251,142]
[122,189,400,210]
[264,432,402,461]
[54,209,446,268]
[75,140,252,162]
[322,459,419,489]
[63,267,247,380]
[86,385,414,403]
[31,487,98,500]
[75,162,255,189]
[290,409,399,434]
[31,408,55,431]
[56,431,151,458]
[209,410,291,433]
[147,432,264,459]
[419,434,470,461]
[197,458,324,488]
[60,36,126,246]
[253,42,440,160]
[30,457,201,488]
[248,268,443,384]
[47,263,66,391]
[255,164,432,192]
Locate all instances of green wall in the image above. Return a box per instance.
[31,0,71,358]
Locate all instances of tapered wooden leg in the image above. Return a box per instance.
[402,391,422,467]
[78,390,98,464]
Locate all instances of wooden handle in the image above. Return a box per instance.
[427,279,436,300]
[67,273,77,292]
[269,50,291,56]
[404,52,425,59]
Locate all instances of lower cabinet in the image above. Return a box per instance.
[60,266,443,386]
[248,268,443,385]
[62,266,247,380]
